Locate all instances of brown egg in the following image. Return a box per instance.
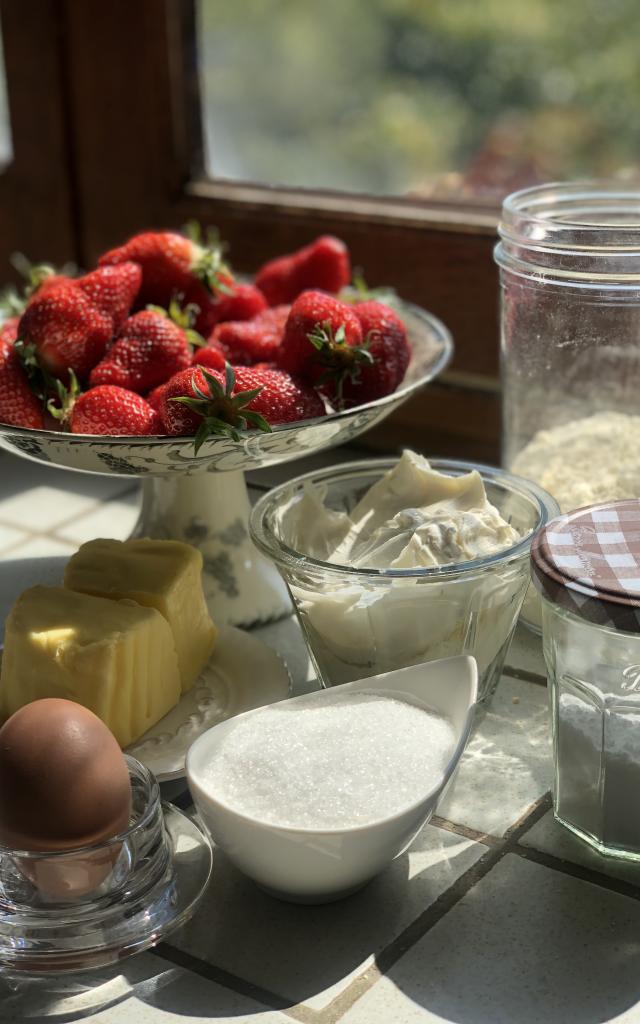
[0,698,132,852]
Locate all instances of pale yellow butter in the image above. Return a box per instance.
[0,586,182,747]
[64,538,217,693]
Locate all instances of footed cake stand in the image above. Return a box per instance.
[0,302,452,626]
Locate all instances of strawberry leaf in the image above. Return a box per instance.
[243,410,272,432]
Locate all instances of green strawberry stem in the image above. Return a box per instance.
[147,299,206,348]
[171,363,271,453]
[182,220,233,296]
[46,369,81,427]
[307,320,374,404]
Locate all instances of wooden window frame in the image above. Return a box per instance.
[2,0,503,461]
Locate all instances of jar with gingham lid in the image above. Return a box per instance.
[532,498,640,860]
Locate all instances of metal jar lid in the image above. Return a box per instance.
[531,499,640,633]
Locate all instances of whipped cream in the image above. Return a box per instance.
[284,451,520,571]
[279,452,527,696]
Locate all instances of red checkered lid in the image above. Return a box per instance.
[531,499,640,632]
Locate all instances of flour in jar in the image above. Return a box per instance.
[512,411,640,513]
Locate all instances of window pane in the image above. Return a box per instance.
[196,0,639,200]
[0,19,12,168]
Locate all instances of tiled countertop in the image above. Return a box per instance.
[2,452,640,1024]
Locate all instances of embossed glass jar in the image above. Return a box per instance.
[532,499,640,860]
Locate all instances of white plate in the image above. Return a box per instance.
[127,626,291,780]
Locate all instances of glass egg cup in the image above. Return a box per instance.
[0,756,212,974]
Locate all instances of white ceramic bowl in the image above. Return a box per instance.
[186,655,477,904]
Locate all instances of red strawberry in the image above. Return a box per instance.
[161,364,324,446]
[277,291,364,385]
[255,236,350,305]
[89,309,192,393]
[17,281,112,379]
[70,385,160,435]
[0,317,20,347]
[338,301,411,406]
[210,305,290,365]
[146,382,167,413]
[211,283,267,323]
[0,338,45,429]
[192,345,226,372]
[77,262,141,333]
[98,230,232,322]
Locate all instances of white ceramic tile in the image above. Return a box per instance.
[341,854,640,1024]
[0,452,131,510]
[0,544,69,639]
[0,522,30,553]
[55,488,140,544]
[503,620,546,681]
[0,952,289,1023]
[167,824,486,1010]
[0,485,114,532]
[521,810,640,887]
[437,675,552,837]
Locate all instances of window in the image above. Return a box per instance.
[196,0,640,201]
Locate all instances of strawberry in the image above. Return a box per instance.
[77,262,141,333]
[277,291,364,387]
[70,385,161,436]
[192,345,226,372]
[338,301,411,406]
[98,230,233,325]
[17,281,112,379]
[161,364,324,448]
[255,235,350,305]
[0,338,45,429]
[210,305,290,365]
[89,308,192,393]
[0,317,20,347]
[146,382,167,413]
[210,283,267,324]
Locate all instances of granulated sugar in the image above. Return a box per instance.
[203,691,456,829]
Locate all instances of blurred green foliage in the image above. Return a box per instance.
[197,0,640,198]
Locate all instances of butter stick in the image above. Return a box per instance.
[64,538,217,692]
[0,586,182,748]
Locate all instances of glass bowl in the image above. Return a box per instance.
[250,457,558,702]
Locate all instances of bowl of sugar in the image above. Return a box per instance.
[186,655,477,903]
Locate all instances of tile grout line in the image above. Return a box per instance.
[512,844,640,903]
[430,815,501,848]
[324,792,555,1023]
[151,943,321,1024]
[502,664,547,687]
[0,483,140,542]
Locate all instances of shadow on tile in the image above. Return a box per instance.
[167,826,485,1010]
[348,855,640,1024]
[0,951,282,1023]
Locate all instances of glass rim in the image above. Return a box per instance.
[250,456,559,582]
[495,181,640,283]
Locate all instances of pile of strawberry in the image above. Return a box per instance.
[0,230,411,448]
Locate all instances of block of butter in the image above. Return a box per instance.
[0,586,182,748]
[64,538,217,693]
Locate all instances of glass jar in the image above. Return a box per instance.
[495,182,640,630]
[532,499,640,860]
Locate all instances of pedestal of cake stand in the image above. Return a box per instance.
[132,470,290,627]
